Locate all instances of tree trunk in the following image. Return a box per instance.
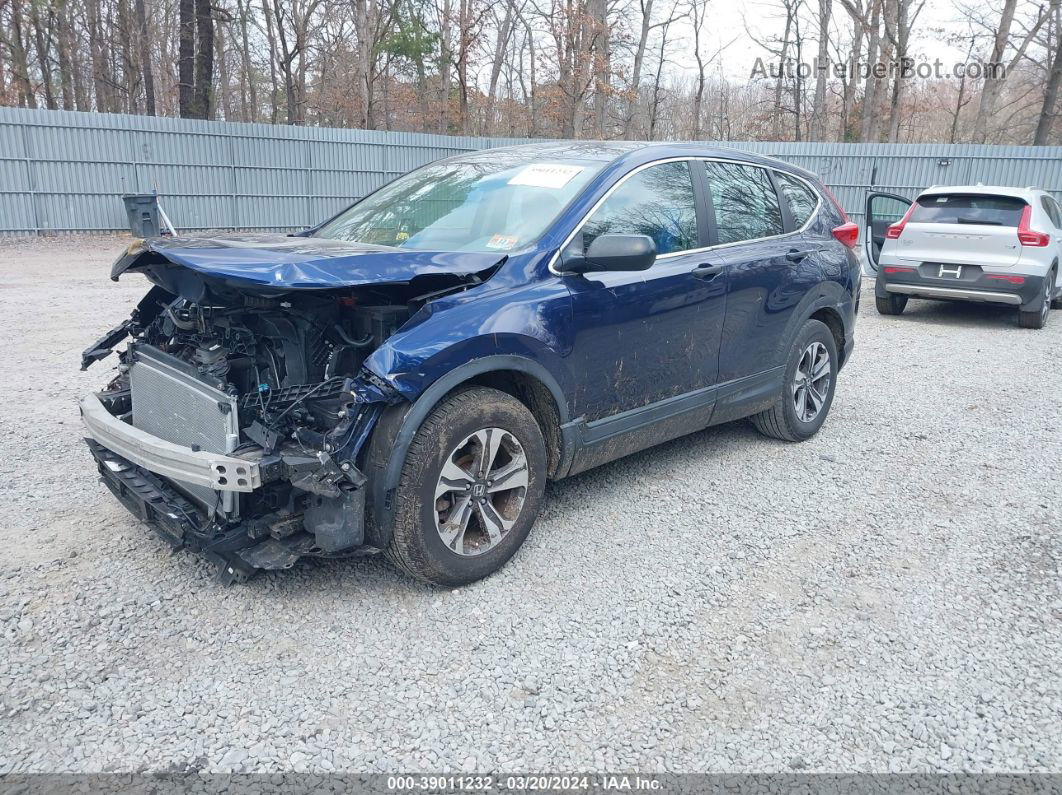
[591,0,609,137]
[29,4,58,109]
[691,4,706,139]
[885,0,907,143]
[135,0,156,114]
[772,0,795,140]
[438,0,453,133]
[55,0,75,109]
[858,0,881,141]
[353,0,375,128]
[238,0,257,120]
[810,0,832,140]
[193,0,214,118]
[217,16,231,119]
[838,11,863,140]
[485,0,514,135]
[456,0,472,134]
[1034,0,1062,144]
[623,0,654,137]
[178,0,196,115]
[8,0,37,108]
[117,0,139,112]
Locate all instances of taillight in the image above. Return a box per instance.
[986,273,1026,285]
[1017,205,1050,246]
[886,203,917,239]
[832,222,859,248]
[817,185,859,248]
[883,266,916,274]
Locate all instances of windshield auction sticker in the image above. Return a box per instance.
[486,234,519,250]
[508,163,586,189]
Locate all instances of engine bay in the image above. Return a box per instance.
[80,253,501,581]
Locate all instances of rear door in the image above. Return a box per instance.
[897,193,1025,269]
[702,160,802,385]
[864,192,912,273]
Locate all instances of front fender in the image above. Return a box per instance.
[361,353,576,550]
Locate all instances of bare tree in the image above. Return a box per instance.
[135,0,155,114]
[809,0,832,139]
[972,0,1048,143]
[1034,0,1062,144]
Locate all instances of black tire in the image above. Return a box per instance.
[751,319,839,443]
[384,386,546,587]
[875,293,908,315]
[1018,270,1053,329]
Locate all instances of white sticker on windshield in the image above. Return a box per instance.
[509,163,586,189]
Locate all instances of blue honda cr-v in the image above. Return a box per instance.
[80,142,861,585]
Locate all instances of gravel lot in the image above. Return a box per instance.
[1,234,1060,774]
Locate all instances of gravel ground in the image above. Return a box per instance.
[1,234,1060,774]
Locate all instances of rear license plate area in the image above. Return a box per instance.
[919,263,983,282]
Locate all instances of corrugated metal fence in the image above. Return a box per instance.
[3,106,1062,236]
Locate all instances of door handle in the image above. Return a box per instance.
[692,263,724,280]
[786,248,812,262]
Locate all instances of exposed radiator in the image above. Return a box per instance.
[130,345,240,516]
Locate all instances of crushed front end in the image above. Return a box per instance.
[78,237,498,582]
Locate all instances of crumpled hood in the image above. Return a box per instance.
[111,233,507,289]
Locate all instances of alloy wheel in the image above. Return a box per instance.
[792,341,832,423]
[433,427,529,557]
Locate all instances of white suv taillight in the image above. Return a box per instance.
[1017,205,1050,247]
[886,204,917,239]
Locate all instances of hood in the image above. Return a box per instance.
[111,233,507,289]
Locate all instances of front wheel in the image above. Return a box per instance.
[752,319,838,442]
[385,386,547,586]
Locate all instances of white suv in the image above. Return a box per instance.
[865,185,1062,328]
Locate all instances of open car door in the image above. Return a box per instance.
[864,192,913,274]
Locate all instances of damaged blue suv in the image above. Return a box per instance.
[81,142,860,585]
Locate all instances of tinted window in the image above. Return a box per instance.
[704,162,784,244]
[776,172,819,228]
[1040,196,1061,229]
[909,194,1026,227]
[581,161,698,255]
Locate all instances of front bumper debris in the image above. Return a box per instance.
[79,392,262,492]
[86,440,367,583]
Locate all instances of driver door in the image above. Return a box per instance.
[561,160,727,472]
[864,192,913,273]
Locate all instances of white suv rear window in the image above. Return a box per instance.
[910,194,1026,227]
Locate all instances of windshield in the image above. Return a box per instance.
[314,158,602,253]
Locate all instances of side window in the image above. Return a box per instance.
[703,162,784,244]
[1052,198,1062,229]
[776,172,819,228]
[1040,196,1062,229]
[581,161,698,255]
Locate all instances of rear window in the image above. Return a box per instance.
[910,194,1026,227]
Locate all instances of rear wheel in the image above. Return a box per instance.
[752,319,838,442]
[875,293,908,315]
[385,386,546,586]
[1018,271,1053,329]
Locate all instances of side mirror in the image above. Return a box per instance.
[560,234,657,274]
